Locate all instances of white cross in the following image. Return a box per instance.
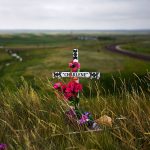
[52,49,101,130]
[52,49,100,79]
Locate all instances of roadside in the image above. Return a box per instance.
[106,44,150,61]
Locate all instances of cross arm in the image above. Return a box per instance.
[52,72,100,79]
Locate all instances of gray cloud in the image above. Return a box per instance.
[0,0,150,29]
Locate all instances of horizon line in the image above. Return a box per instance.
[0,29,150,31]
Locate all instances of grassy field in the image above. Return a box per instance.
[121,40,150,55]
[0,33,150,149]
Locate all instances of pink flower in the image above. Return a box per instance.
[69,61,80,72]
[53,82,62,89]
[69,62,73,68]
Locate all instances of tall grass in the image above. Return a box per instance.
[0,73,150,150]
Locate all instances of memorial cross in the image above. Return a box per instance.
[52,49,100,80]
[52,49,101,130]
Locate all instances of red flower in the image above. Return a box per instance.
[64,92,73,100]
[67,81,82,93]
[53,81,82,101]
[74,83,82,93]
[67,81,75,91]
[64,81,82,100]
[62,84,67,92]
[65,87,72,93]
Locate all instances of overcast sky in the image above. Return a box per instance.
[0,0,150,30]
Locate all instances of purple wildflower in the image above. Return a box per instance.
[79,114,89,124]
[0,144,7,150]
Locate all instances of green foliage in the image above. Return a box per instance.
[122,41,150,55]
[97,36,116,41]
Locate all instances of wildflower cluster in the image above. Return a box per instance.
[53,81,82,100]
[65,108,95,128]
